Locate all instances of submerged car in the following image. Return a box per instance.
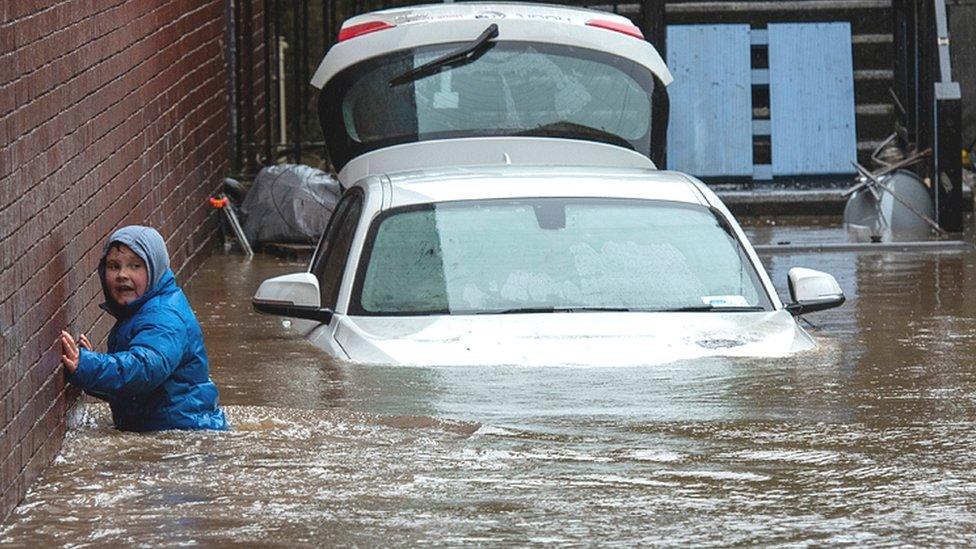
[253,165,845,366]
[252,3,845,365]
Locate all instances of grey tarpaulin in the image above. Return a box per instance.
[241,164,341,244]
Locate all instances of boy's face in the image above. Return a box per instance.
[104,244,149,305]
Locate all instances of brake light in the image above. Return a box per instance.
[586,19,644,39]
[338,21,395,42]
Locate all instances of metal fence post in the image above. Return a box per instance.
[640,0,666,60]
[301,0,309,162]
[323,0,334,52]
[892,0,914,145]
[934,83,963,232]
[263,0,273,165]
[292,0,303,163]
[640,0,667,167]
[933,0,963,232]
[241,0,255,172]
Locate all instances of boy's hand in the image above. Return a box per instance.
[60,331,81,374]
[78,334,93,351]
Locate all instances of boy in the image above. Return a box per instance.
[60,225,227,431]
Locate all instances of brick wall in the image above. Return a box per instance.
[0,0,230,520]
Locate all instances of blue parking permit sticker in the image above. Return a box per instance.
[701,295,749,307]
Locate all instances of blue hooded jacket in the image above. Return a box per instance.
[69,226,227,432]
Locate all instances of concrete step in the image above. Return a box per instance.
[750,103,892,129]
[611,0,892,13]
[665,0,889,10]
[854,73,894,108]
[749,34,892,71]
[748,135,893,167]
[716,179,974,216]
[663,0,893,34]
[716,187,850,215]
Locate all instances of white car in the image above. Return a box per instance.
[310,2,673,185]
[253,165,844,366]
[252,3,845,365]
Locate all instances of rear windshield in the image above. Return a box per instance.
[351,199,772,315]
[320,41,658,171]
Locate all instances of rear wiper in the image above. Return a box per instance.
[389,24,499,87]
[655,305,765,312]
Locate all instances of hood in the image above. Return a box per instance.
[332,311,814,366]
[98,225,172,317]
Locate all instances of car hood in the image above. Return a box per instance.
[331,310,814,366]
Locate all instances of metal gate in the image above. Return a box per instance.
[226,0,962,231]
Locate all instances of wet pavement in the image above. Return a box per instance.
[3,216,976,545]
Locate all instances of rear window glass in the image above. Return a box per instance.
[321,41,657,171]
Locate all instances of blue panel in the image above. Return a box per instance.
[768,23,857,176]
[666,25,753,177]
[753,164,773,181]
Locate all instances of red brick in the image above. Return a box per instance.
[0,0,231,522]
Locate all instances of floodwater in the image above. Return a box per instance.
[3,216,976,546]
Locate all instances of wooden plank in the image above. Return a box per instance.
[753,164,773,180]
[768,22,857,175]
[666,25,754,177]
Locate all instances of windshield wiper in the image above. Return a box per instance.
[477,307,556,315]
[475,306,632,315]
[654,305,765,312]
[389,23,499,87]
[558,307,632,313]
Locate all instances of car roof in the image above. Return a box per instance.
[355,166,710,209]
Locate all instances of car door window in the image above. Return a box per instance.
[311,191,363,309]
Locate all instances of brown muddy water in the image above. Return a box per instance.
[3,217,976,546]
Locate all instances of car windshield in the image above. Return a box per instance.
[351,199,772,315]
[320,42,657,171]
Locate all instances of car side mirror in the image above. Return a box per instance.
[785,267,845,316]
[252,272,334,322]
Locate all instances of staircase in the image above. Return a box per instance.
[663,0,895,172]
[589,0,897,211]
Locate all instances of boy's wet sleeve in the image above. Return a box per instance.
[66,355,115,402]
[70,310,186,397]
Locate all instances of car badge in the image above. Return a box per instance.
[475,11,506,20]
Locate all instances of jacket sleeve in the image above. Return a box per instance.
[68,311,186,398]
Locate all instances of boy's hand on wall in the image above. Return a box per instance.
[78,334,93,351]
[60,331,81,374]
